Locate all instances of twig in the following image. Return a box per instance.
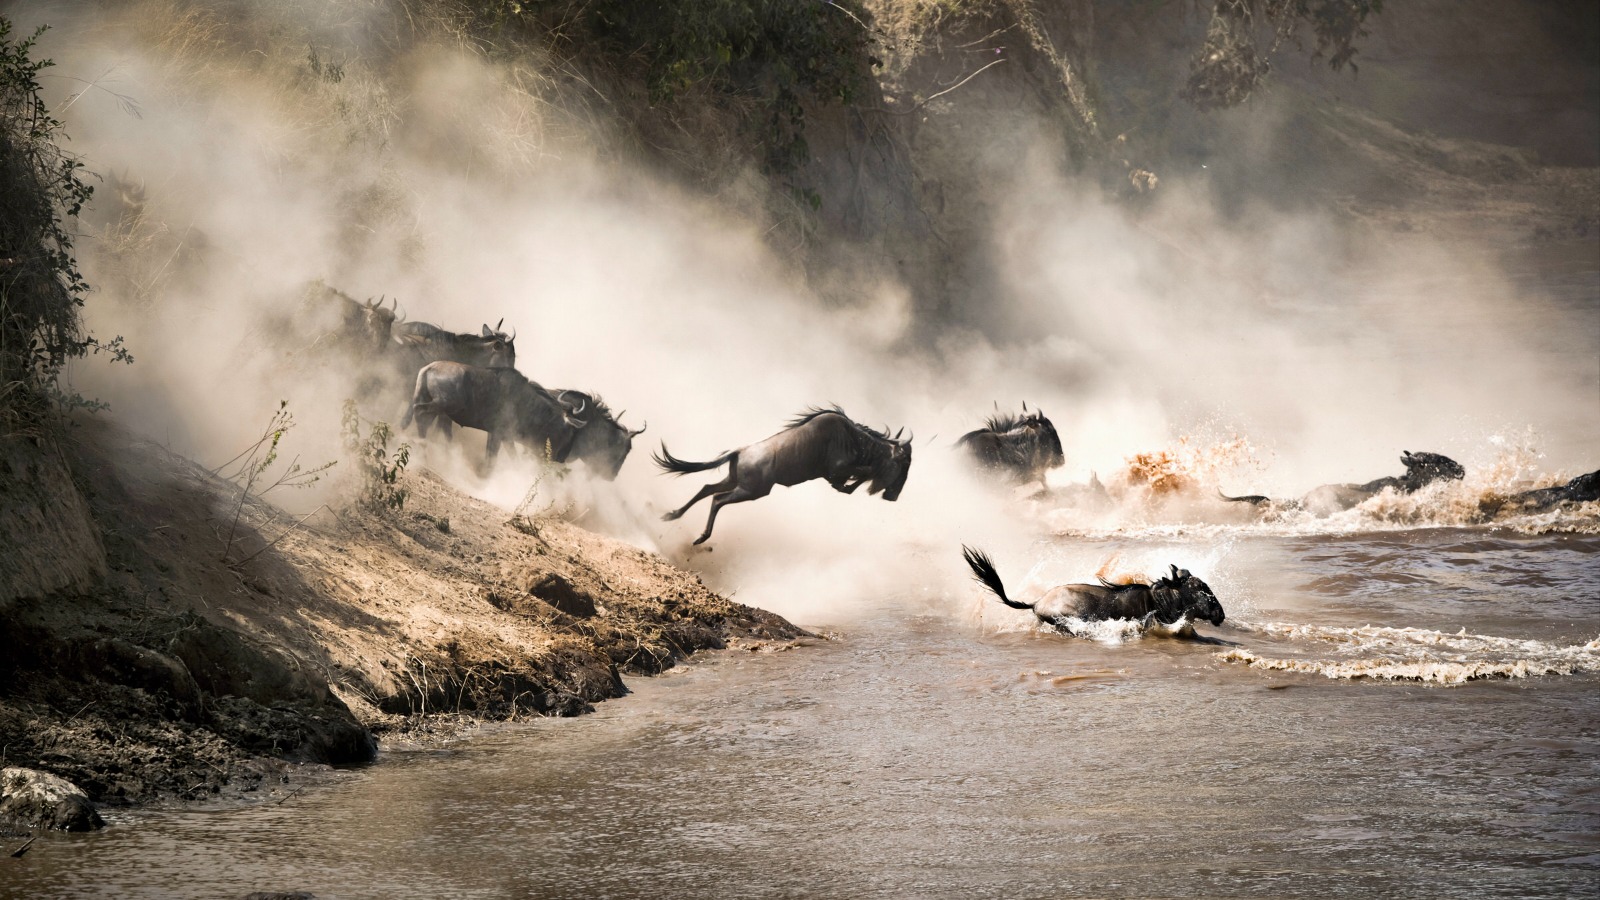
[229,502,329,569]
[915,58,1007,110]
[10,836,36,858]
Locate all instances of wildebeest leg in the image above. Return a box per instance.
[410,404,434,439]
[663,474,736,521]
[827,474,863,494]
[485,431,500,465]
[694,484,765,545]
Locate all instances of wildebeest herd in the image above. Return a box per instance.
[314,281,1599,638]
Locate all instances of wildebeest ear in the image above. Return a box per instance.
[482,324,493,337]
[1169,564,1179,580]
[1178,568,1191,579]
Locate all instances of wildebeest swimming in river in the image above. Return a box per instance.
[402,361,588,468]
[655,407,913,545]
[548,390,647,481]
[956,404,1065,493]
[1486,468,1600,517]
[963,546,1226,631]
[1221,450,1465,517]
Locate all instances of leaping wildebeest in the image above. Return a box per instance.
[956,403,1065,493]
[963,546,1226,631]
[1220,450,1465,517]
[654,407,913,545]
[401,361,588,468]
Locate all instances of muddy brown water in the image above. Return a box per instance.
[4,527,1597,899]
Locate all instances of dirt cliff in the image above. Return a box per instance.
[0,418,803,812]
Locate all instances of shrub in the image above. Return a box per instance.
[0,18,127,425]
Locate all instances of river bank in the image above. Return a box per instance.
[0,417,805,826]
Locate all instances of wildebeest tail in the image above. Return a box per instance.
[652,443,735,476]
[962,545,1031,610]
[1217,489,1271,506]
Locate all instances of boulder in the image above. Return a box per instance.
[0,767,105,832]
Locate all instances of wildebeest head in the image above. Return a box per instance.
[479,319,517,368]
[1148,565,1225,626]
[867,429,913,501]
[559,393,647,481]
[1023,409,1066,470]
[1398,451,1465,493]
[358,296,400,349]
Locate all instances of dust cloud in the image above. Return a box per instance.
[20,1,1597,624]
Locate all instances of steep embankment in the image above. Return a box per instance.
[0,418,802,815]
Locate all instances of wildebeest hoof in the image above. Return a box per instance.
[661,511,681,522]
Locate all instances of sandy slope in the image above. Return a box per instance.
[0,418,803,811]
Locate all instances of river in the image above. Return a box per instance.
[5,522,1597,899]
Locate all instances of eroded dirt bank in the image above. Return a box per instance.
[0,418,803,818]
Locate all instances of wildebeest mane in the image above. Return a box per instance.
[785,405,894,442]
[558,390,610,419]
[981,411,1028,433]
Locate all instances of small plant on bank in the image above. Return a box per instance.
[213,400,336,566]
[508,437,572,536]
[341,399,410,512]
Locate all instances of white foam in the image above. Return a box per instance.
[1217,622,1600,683]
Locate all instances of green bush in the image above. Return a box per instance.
[0,17,127,423]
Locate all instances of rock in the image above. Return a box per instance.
[526,572,597,618]
[0,767,105,832]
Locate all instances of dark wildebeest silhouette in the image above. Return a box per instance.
[339,294,401,356]
[956,404,1065,492]
[1221,451,1465,517]
[655,407,913,545]
[1487,469,1600,517]
[963,546,1226,630]
[393,318,516,371]
[401,361,588,467]
[549,390,647,481]
[304,281,401,357]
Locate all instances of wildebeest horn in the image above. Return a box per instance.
[394,299,405,322]
[1022,400,1028,411]
[894,426,904,440]
[630,421,647,438]
[496,318,504,332]
[508,325,516,342]
[1169,564,1180,581]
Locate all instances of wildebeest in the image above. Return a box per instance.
[1221,450,1465,517]
[655,407,913,545]
[401,361,588,466]
[550,390,647,481]
[1488,468,1600,516]
[962,546,1226,630]
[339,293,401,356]
[956,404,1065,492]
[303,281,401,357]
[393,318,516,370]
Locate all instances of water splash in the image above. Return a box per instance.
[1036,429,1598,538]
[1218,621,1600,684]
